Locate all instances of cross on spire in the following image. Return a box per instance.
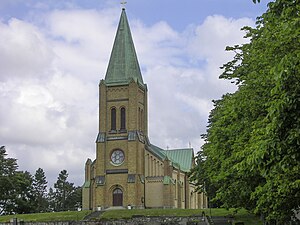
[121,0,127,8]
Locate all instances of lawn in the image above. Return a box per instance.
[0,210,91,223]
[0,208,262,225]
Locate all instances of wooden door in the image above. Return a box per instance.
[113,188,123,206]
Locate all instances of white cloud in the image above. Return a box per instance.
[0,7,254,187]
[143,15,253,151]
[187,15,253,63]
[37,8,120,82]
[175,93,213,117]
[132,20,182,68]
[0,19,54,81]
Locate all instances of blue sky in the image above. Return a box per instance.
[0,0,269,187]
[0,0,268,28]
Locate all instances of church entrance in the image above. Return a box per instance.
[113,188,123,206]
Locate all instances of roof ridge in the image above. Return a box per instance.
[165,148,193,151]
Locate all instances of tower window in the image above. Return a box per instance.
[120,107,126,131]
[111,108,116,131]
[111,149,125,165]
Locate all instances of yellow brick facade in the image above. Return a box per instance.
[82,77,208,210]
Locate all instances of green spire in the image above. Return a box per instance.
[104,9,144,86]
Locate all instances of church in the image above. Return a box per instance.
[82,8,207,210]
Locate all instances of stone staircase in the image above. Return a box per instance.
[83,210,104,220]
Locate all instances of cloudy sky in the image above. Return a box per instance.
[0,0,269,187]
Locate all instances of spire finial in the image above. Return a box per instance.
[121,0,127,9]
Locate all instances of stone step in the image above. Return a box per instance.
[83,210,103,220]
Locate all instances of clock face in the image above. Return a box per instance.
[111,149,125,165]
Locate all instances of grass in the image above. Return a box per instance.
[0,208,262,225]
[0,210,91,223]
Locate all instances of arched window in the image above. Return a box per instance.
[120,107,126,130]
[111,108,116,131]
[113,188,123,206]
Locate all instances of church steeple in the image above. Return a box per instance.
[104,9,144,86]
[83,6,208,211]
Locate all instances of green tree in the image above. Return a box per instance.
[13,171,35,214]
[47,187,56,212]
[53,170,80,211]
[32,168,48,212]
[0,147,35,214]
[65,186,82,210]
[248,0,300,219]
[0,146,18,214]
[191,0,300,223]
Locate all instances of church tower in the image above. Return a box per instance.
[82,8,208,211]
[83,8,148,209]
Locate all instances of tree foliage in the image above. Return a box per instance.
[13,171,35,214]
[53,170,81,211]
[190,0,300,223]
[0,147,82,214]
[0,146,19,214]
[0,146,36,214]
[32,168,48,212]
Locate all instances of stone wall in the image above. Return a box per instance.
[0,216,205,225]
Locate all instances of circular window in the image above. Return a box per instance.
[111,149,125,165]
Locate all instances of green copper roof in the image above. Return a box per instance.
[163,148,194,172]
[147,144,166,160]
[147,142,194,172]
[104,9,144,86]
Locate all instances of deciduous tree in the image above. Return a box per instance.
[191,0,300,223]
